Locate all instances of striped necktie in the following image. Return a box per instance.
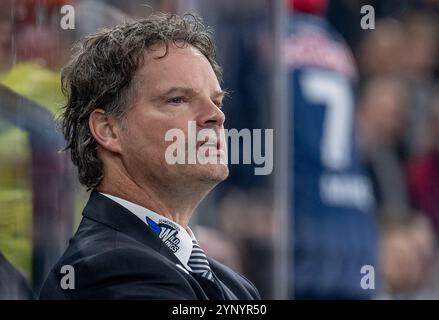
[188,239,214,281]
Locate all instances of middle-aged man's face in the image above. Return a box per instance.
[118,44,229,190]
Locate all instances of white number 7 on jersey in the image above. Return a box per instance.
[300,70,353,170]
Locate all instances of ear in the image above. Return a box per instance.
[89,109,122,154]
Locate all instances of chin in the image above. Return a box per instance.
[197,163,229,183]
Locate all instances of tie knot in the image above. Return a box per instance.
[188,240,214,282]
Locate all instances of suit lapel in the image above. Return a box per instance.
[190,272,226,300]
[213,275,238,300]
[82,191,181,266]
[209,258,253,299]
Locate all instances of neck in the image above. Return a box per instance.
[97,161,211,228]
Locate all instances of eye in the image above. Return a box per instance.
[214,100,224,109]
[167,96,185,104]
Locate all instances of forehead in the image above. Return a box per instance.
[137,44,221,94]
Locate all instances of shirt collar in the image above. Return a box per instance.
[99,192,195,271]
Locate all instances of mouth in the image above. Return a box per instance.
[197,136,227,160]
[201,141,219,149]
[197,135,223,151]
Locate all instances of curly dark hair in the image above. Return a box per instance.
[61,13,222,190]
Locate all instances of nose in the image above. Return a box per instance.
[197,99,225,128]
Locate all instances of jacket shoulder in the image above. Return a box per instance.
[39,219,197,299]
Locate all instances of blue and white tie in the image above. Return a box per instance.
[188,240,214,281]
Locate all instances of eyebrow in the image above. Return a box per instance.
[212,90,227,100]
[152,86,227,102]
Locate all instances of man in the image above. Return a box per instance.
[39,13,260,300]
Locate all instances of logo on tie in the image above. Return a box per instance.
[188,240,214,281]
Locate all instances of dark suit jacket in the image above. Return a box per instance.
[39,191,260,300]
